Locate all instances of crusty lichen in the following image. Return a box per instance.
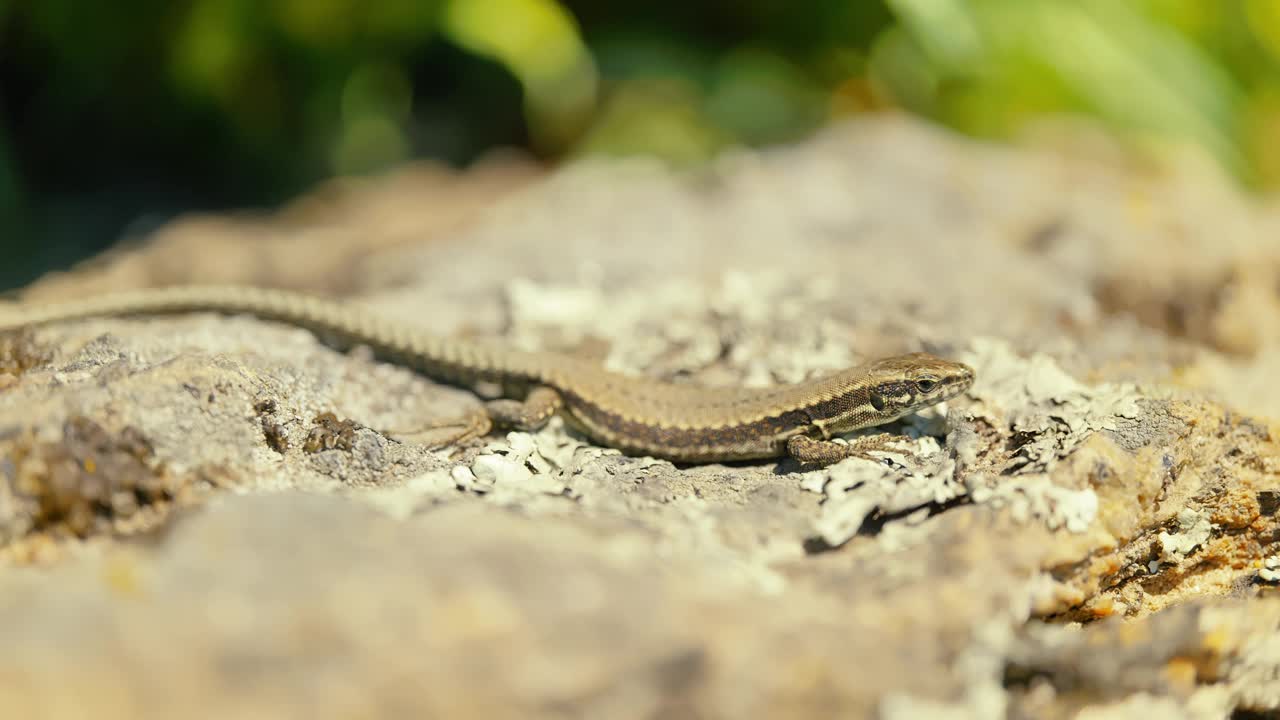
[1158,508,1214,564]
[1035,401,1280,622]
[0,416,230,560]
[303,411,361,453]
[0,330,49,388]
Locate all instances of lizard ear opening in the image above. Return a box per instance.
[868,387,886,412]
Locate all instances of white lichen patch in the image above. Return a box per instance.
[454,417,601,502]
[900,401,955,438]
[968,475,1099,533]
[1156,508,1213,563]
[462,442,564,498]
[650,498,791,597]
[1259,556,1280,583]
[808,437,963,547]
[502,271,858,385]
[955,339,1141,534]
[357,469,458,520]
[962,338,1141,474]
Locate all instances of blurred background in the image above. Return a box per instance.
[2,0,1279,290]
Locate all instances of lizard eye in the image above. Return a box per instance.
[915,377,938,394]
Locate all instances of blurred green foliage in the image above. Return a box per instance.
[2,0,1280,287]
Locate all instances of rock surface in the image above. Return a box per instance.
[3,116,1280,719]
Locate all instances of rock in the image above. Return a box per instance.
[2,115,1280,718]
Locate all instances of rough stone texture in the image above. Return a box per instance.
[3,116,1280,718]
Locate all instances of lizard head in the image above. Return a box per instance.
[861,352,973,420]
[817,352,974,436]
[808,348,967,435]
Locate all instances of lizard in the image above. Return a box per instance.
[0,285,975,465]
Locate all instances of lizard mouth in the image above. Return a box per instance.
[932,363,975,403]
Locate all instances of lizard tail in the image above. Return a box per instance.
[0,285,539,385]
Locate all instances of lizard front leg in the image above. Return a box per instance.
[786,432,909,466]
[395,386,563,449]
[484,385,564,431]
